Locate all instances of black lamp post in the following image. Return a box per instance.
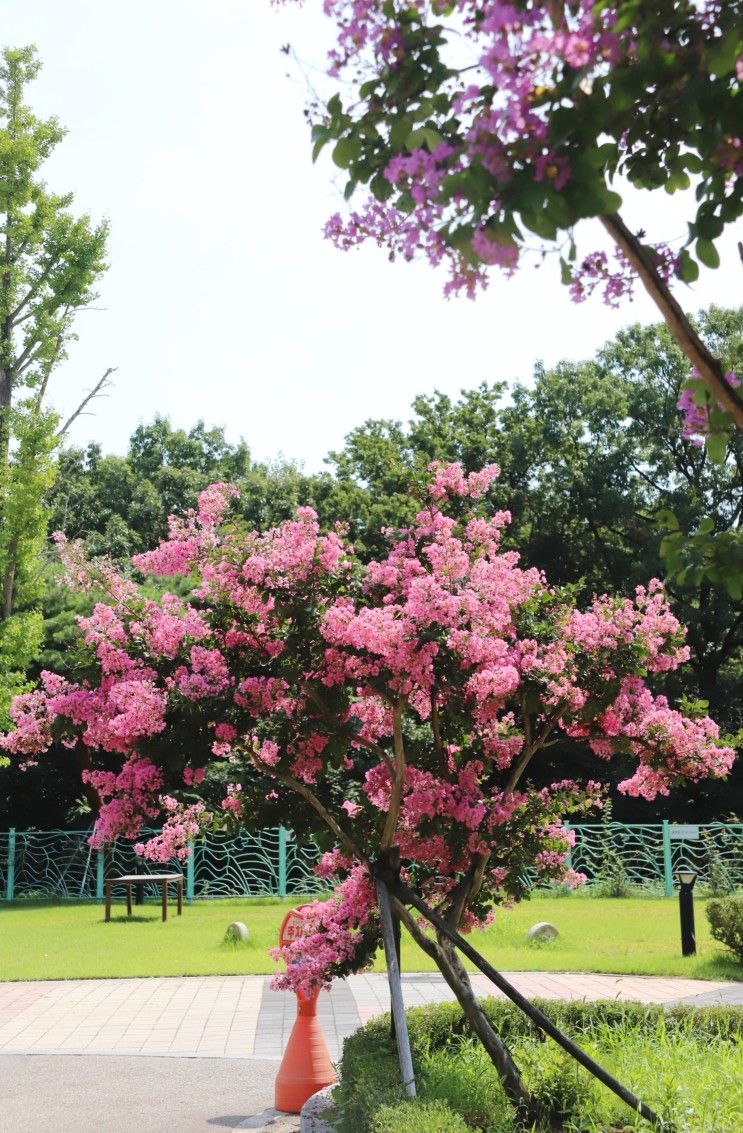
[677,869,696,956]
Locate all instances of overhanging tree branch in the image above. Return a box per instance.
[601,213,743,429]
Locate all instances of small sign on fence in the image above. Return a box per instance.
[669,825,700,840]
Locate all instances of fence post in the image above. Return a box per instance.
[186,842,195,903]
[662,820,673,896]
[96,850,104,902]
[278,826,288,898]
[6,828,16,901]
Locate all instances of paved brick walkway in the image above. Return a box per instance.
[0,971,739,1062]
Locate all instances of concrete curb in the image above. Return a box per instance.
[300,1086,336,1132]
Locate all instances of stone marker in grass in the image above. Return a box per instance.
[224,922,249,942]
[527,922,559,942]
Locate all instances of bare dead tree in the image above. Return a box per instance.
[57,367,117,437]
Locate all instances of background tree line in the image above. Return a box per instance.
[4,304,741,830]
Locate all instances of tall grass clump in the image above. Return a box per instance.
[333,1000,743,1133]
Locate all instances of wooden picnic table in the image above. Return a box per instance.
[104,873,184,922]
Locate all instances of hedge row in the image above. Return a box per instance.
[334,998,743,1133]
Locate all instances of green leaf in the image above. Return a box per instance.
[655,509,680,532]
[600,188,623,213]
[312,137,329,164]
[520,210,557,240]
[370,174,393,202]
[560,257,572,286]
[705,432,728,465]
[696,239,720,269]
[677,248,699,284]
[683,153,703,175]
[405,126,443,152]
[332,138,359,169]
[725,573,743,601]
[389,116,413,151]
[665,170,691,194]
[706,36,741,78]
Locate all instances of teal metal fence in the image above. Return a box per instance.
[0,827,327,902]
[1,822,742,901]
[564,820,743,897]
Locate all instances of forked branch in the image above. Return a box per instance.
[57,367,116,436]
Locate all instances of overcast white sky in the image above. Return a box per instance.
[3,1,741,472]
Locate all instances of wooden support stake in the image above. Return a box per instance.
[393,879,663,1129]
[377,879,416,1098]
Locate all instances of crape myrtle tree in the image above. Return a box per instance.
[2,470,735,1119]
[273,1,743,452]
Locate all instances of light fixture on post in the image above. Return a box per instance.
[677,869,696,956]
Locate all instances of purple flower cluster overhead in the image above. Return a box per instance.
[278,2,741,308]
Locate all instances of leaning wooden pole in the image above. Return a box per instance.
[390,878,663,1130]
[376,879,416,1097]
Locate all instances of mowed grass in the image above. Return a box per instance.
[0,894,741,982]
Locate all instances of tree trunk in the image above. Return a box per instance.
[434,934,560,1131]
[390,893,548,1129]
[2,532,18,619]
[74,744,102,817]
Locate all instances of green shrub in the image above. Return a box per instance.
[370,1099,478,1133]
[706,896,743,962]
[517,1043,592,1124]
[336,999,743,1133]
[418,1043,514,1131]
[331,1037,407,1133]
[341,998,743,1073]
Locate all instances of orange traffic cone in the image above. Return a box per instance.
[274,985,336,1113]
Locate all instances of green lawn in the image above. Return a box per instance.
[0,894,740,982]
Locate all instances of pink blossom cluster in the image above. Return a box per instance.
[83,756,164,847]
[134,797,212,862]
[278,1,736,308]
[221,782,244,816]
[132,483,240,577]
[563,582,691,674]
[677,368,741,446]
[3,668,168,757]
[270,865,378,995]
[53,532,140,604]
[428,460,501,501]
[569,250,634,307]
[597,677,734,800]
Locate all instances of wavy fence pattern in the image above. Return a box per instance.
[1,822,742,901]
[0,827,327,902]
